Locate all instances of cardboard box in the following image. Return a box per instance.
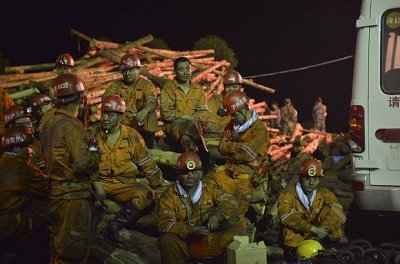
[227,236,267,264]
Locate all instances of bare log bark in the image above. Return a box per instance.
[136,45,276,94]
[5,63,56,74]
[191,60,228,83]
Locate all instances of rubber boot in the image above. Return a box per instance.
[103,203,145,243]
[180,134,198,153]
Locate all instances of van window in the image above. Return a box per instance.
[382,9,400,95]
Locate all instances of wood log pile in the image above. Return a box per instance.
[0,29,275,125]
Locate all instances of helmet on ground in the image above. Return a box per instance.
[119,54,141,71]
[2,126,35,148]
[101,94,126,113]
[296,239,323,259]
[55,53,74,68]
[31,94,53,110]
[4,105,32,128]
[53,73,85,103]
[299,158,324,177]
[218,90,249,116]
[176,152,202,171]
[223,70,243,85]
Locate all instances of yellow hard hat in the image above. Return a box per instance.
[296,239,323,259]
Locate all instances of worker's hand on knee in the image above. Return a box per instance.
[311,226,328,239]
[192,226,210,236]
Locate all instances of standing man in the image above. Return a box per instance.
[40,73,100,264]
[312,96,327,132]
[203,90,271,226]
[160,56,216,173]
[0,126,50,261]
[270,101,282,131]
[280,98,298,137]
[277,158,346,261]
[102,53,159,149]
[89,94,167,243]
[202,70,244,137]
[157,152,245,264]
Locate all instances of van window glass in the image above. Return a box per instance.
[382,9,400,94]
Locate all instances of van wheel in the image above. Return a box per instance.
[348,239,373,250]
[361,247,389,264]
[336,250,355,264]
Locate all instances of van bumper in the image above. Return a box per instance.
[351,173,400,211]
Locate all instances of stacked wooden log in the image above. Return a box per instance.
[0,29,275,126]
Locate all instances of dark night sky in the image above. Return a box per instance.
[0,0,362,133]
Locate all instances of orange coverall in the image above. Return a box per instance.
[202,93,231,136]
[103,78,159,132]
[203,118,271,225]
[91,124,164,210]
[0,153,49,240]
[157,182,245,264]
[31,108,56,170]
[40,109,99,264]
[277,184,347,248]
[160,79,208,146]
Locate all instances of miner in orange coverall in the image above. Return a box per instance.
[102,53,159,149]
[89,94,168,243]
[0,126,50,261]
[3,103,43,169]
[160,56,216,173]
[202,70,244,137]
[4,104,33,129]
[157,152,245,264]
[277,158,347,261]
[40,73,100,264]
[202,90,271,227]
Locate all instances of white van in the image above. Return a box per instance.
[349,0,400,211]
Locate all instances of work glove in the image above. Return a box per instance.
[192,225,210,236]
[311,226,329,240]
[180,114,200,123]
[92,181,106,201]
[153,180,172,198]
[206,214,220,232]
[136,109,149,124]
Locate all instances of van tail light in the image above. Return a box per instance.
[348,105,365,152]
[351,180,365,191]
